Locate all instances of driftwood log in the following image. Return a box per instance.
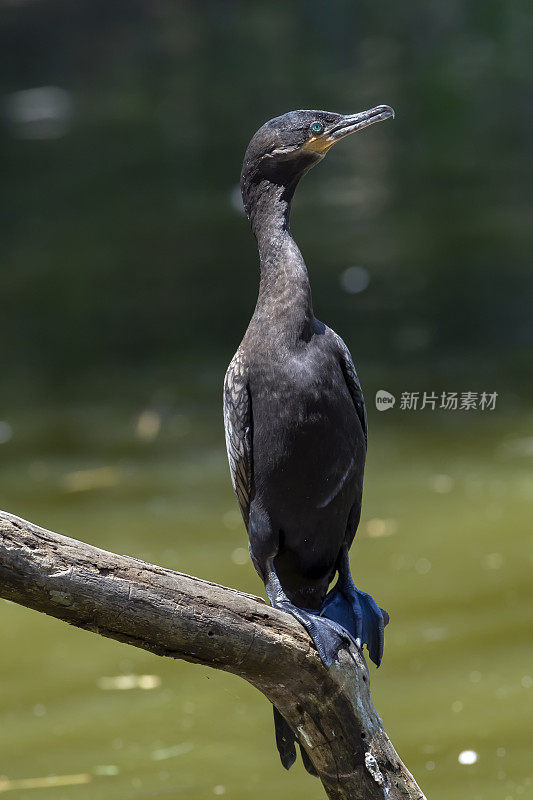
[0,509,427,800]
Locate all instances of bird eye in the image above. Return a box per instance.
[310,122,324,135]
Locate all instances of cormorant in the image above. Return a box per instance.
[223,105,394,772]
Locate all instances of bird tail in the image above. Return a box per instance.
[272,706,317,776]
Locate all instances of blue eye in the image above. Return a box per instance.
[311,121,324,135]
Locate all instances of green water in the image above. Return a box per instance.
[0,402,532,800]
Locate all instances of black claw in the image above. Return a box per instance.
[358,591,385,666]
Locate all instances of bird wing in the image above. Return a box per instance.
[333,332,368,445]
[223,350,252,529]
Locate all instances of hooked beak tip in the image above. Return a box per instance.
[371,104,395,121]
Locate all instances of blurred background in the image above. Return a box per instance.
[0,1,532,799]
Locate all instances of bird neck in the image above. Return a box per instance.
[247,181,314,338]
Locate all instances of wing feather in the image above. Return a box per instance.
[333,331,368,445]
[223,350,252,528]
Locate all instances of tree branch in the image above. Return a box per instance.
[0,509,427,800]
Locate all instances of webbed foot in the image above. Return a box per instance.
[276,599,352,668]
[263,553,356,668]
[320,583,389,667]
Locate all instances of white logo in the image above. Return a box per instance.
[375,390,396,411]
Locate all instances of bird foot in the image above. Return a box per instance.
[275,599,352,668]
[320,584,389,667]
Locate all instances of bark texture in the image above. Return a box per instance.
[0,509,427,800]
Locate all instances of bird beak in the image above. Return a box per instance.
[329,105,395,142]
[303,105,395,154]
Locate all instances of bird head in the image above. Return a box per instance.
[240,105,394,220]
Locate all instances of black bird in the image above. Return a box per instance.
[224,106,393,771]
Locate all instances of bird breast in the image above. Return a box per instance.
[249,340,365,512]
